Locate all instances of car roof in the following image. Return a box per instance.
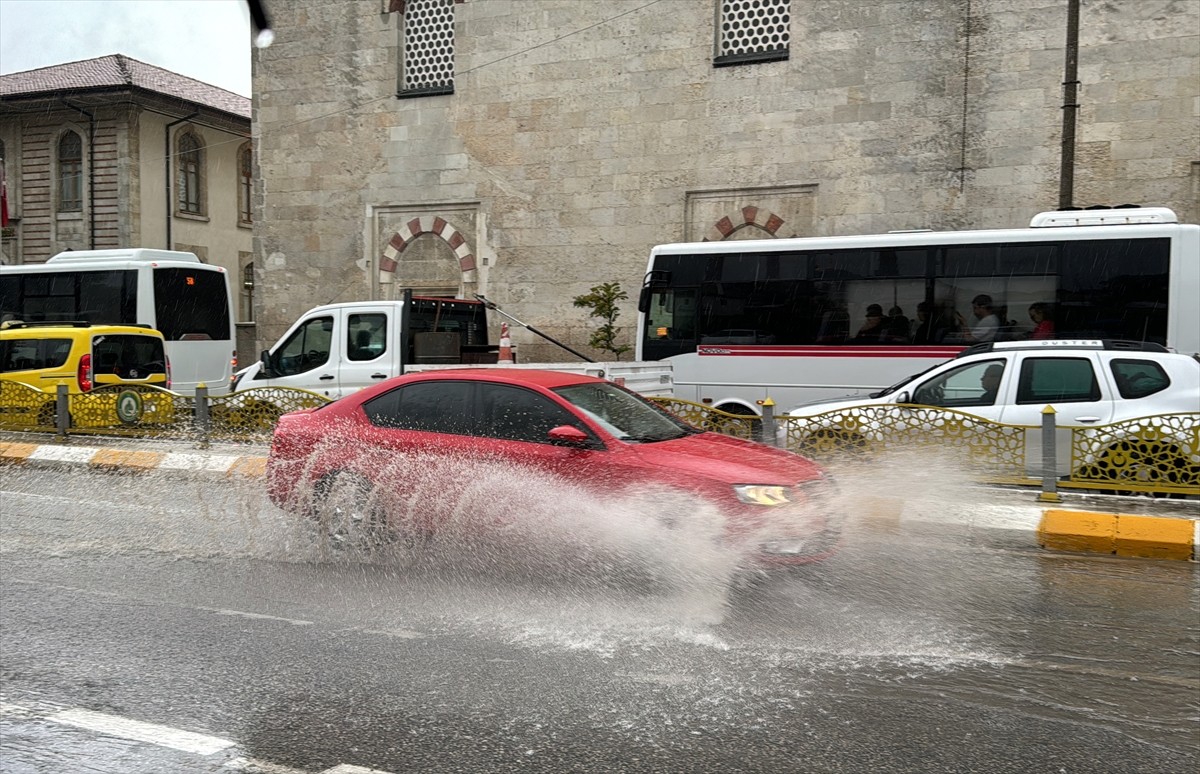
[402,368,606,389]
[956,339,1170,357]
[0,322,163,338]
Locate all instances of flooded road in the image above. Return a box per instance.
[1,465,1196,773]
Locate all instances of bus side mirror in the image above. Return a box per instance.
[637,286,652,314]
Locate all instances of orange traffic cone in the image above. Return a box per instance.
[498,322,513,363]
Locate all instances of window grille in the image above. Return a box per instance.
[715,0,790,67]
[399,0,455,97]
[58,131,83,211]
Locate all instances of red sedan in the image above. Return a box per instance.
[266,369,841,570]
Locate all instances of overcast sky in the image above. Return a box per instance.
[0,0,253,96]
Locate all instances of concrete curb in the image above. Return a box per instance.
[3,438,1196,562]
[0,441,267,479]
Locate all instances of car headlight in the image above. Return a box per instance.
[732,485,792,506]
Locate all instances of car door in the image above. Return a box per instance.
[260,314,338,396]
[336,308,395,398]
[472,382,609,489]
[996,353,1114,429]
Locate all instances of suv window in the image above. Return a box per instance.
[1110,358,1170,399]
[0,337,73,371]
[92,334,167,377]
[912,358,1006,408]
[364,380,474,434]
[477,383,586,444]
[1016,357,1100,404]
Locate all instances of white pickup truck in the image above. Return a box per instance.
[232,292,672,398]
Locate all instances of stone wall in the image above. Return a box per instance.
[253,0,1200,361]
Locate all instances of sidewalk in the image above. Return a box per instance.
[1,430,1196,562]
[0,431,268,479]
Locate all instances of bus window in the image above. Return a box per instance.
[153,268,232,341]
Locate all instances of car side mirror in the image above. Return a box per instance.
[548,425,591,447]
[260,349,277,378]
[896,391,911,404]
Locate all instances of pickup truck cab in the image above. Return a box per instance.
[232,295,498,399]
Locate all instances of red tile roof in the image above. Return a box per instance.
[0,54,249,119]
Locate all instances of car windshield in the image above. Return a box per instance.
[552,381,698,443]
[870,363,944,398]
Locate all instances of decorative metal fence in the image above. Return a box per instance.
[1,382,1195,497]
[648,397,1200,498]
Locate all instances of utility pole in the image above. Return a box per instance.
[1058,0,1081,209]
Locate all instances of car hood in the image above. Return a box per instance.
[786,393,885,417]
[625,431,824,484]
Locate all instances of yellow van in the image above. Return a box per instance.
[0,322,173,428]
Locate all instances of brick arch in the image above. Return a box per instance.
[378,216,476,285]
[702,206,797,241]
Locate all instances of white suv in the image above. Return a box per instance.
[780,340,1200,486]
[784,340,1198,428]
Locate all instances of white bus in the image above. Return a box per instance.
[0,249,237,395]
[636,207,1200,416]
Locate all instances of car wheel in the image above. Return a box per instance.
[310,471,391,551]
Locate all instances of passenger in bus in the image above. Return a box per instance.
[881,306,910,343]
[852,304,886,342]
[910,302,945,344]
[1028,303,1055,339]
[955,294,1001,343]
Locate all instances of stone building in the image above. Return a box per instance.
[253,0,1199,361]
[0,54,258,364]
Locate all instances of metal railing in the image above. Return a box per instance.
[2,381,1195,497]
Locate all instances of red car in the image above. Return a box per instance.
[267,369,841,570]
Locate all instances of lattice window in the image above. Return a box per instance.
[238,143,253,225]
[399,0,455,97]
[715,0,790,67]
[176,131,204,216]
[58,131,83,211]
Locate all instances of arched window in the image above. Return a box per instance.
[237,143,253,225]
[58,131,83,211]
[176,131,203,215]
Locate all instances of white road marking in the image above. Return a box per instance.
[208,608,314,626]
[223,755,311,773]
[48,707,235,755]
[28,446,100,463]
[160,452,239,472]
[358,628,425,639]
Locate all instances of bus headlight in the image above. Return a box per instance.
[732,485,792,506]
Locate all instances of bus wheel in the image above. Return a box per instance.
[712,404,763,442]
[795,428,868,459]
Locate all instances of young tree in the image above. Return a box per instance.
[572,281,631,360]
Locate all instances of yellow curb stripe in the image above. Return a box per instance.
[0,442,39,465]
[89,449,167,472]
[1039,509,1116,555]
[1039,509,1195,561]
[1115,514,1195,561]
[227,457,267,478]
